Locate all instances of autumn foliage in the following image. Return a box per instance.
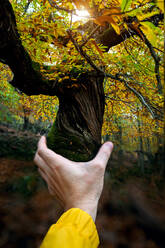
[0,0,164,153]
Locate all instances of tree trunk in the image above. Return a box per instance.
[47,73,105,161]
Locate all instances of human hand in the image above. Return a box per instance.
[34,136,113,221]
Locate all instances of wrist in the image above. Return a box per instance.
[65,200,98,222]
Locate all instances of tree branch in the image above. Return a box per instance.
[0,0,60,96]
[115,73,163,120]
[95,13,163,51]
[48,0,75,14]
[67,29,108,75]
[24,0,32,15]
[67,28,163,120]
[80,26,100,48]
[105,96,137,111]
[0,0,163,101]
[138,27,163,94]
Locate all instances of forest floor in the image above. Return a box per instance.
[0,126,165,248]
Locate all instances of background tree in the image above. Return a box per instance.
[0,0,164,161]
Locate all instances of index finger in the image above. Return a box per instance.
[36,136,71,167]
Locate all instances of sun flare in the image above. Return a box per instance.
[72,10,90,22]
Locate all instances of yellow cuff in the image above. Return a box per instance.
[56,208,99,246]
[40,208,99,248]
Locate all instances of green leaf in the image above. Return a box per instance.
[140,21,157,46]
[121,0,132,12]
[127,8,142,17]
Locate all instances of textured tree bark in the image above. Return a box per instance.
[48,73,105,161]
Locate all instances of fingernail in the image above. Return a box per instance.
[104,142,113,149]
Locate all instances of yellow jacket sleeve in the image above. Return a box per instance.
[40,208,99,248]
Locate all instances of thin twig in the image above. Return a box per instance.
[48,0,75,14]
[67,29,108,74]
[67,29,162,120]
[109,73,162,119]
[122,33,154,74]
[114,74,159,119]
[80,26,100,47]
[153,47,164,53]
[106,96,134,104]
[24,1,32,15]
[124,82,155,117]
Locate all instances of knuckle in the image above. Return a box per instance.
[37,148,44,157]
[94,160,104,171]
[51,162,60,171]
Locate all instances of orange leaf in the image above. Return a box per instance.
[94,15,115,26]
[94,12,121,34]
[102,7,121,16]
[91,40,104,58]
[103,7,122,23]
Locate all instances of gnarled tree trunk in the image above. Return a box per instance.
[48,73,105,161]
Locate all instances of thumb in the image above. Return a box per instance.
[38,136,47,150]
[94,142,113,168]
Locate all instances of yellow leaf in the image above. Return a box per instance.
[124,23,129,30]
[111,22,121,35]
[99,3,105,9]
[140,22,157,46]
[137,10,160,21]
[156,0,164,12]
[54,30,58,39]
